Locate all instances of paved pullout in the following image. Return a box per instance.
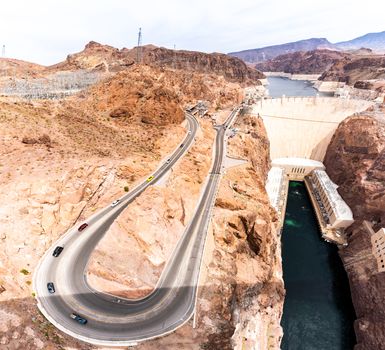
[33,108,240,346]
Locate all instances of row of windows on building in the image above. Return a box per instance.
[290,167,306,174]
[371,228,385,272]
[306,170,354,229]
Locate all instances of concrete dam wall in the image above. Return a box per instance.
[252,97,373,161]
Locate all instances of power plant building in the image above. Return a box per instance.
[305,169,354,229]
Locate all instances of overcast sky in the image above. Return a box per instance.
[1,0,385,65]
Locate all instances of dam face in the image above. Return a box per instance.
[252,97,373,161]
[260,77,369,350]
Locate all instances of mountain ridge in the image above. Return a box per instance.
[229,30,385,63]
[336,30,385,51]
[229,38,335,63]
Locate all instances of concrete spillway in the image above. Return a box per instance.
[253,97,373,161]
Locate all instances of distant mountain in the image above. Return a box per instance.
[255,49,347,74]
[229,38,336,63]
[230,30,385,63]
[320,54,385,86]
[335,30,385,52]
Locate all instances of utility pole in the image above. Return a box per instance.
[173,44,176,69]
[136,28,142,63]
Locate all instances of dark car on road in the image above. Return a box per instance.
[70,313,87,325]
[47,282,55,294]
[52,246,63,257]
[78,223,88,232]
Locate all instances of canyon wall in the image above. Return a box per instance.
[324,105,385,350]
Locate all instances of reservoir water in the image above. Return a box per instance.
[266,76,333,98]
[280,182,356,349]
[265,78,356,349]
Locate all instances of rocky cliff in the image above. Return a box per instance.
[324,106,385,226]
[49,41,264,85]
[255,49,346,74]
[324,105,385,350]
[140,46,264,84]
[320,54,385,90]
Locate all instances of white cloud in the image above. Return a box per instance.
[0,0,384,65]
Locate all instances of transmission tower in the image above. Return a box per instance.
[173,44,176,69]
[137,28,142,63]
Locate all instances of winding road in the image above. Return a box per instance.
[33,107,240,346]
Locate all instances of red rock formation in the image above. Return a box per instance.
[48,41,135,72]
[140,46,264,84]
[324,106,385,349]
[324,107,385,226]
[320,54,385,86]
[255,49,347,74]
[49,41,264,85]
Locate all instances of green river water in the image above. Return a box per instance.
[280,182,356,349]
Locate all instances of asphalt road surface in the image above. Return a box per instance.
[33,108,240,346]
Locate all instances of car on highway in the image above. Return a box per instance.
[52,246,63,257]
[146,175,154,182]
[78,223,88,232]
[111,199,120,207]
[47,282,55,294]
[166,158,171,163]
[180,143,184,148]
[188,131,192,134]
[70,313,87,325]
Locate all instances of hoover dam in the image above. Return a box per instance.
[261,77,375,349]
[253,96,373,160]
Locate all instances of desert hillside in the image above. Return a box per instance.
[48,41,264,85]
[0,57,45,77]
[0,54,257,347]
